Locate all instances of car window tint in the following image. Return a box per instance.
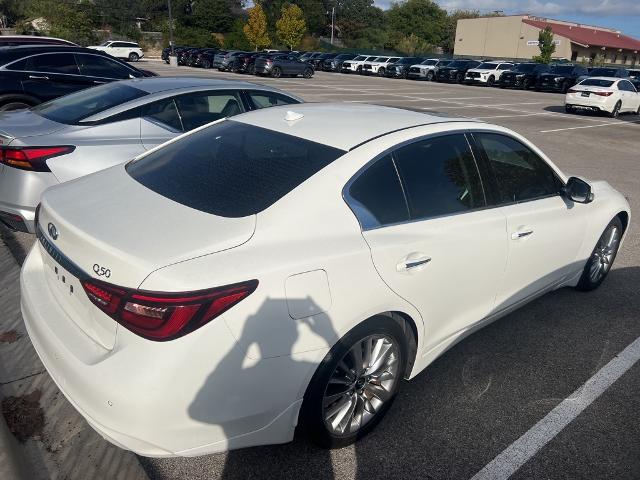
[174,91,243,131]
[348,155,409,228]
[393,134,484,220]
[476,133,560,204]
[142,97,183,132]
[76,54,132,79]
[249,91,299,109]
[26,53,79,74]
[5,58,27,71]
[127,120,345,217]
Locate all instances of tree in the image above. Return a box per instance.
[396,33,431,55]
[386,0,447,48]
[533,26,556,63]
[276,4,306,51]
[335,0,386,48]
[244,5,270,51]
[22,0,98,45]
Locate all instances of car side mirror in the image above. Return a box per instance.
[563,177,593,203]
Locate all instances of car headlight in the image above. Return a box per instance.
[516,74,525,79]
[555,77,565,82]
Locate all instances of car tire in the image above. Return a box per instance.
[271,66,282,78]
[576,217,623,291]
[523,78,532,90]
[303,68,313,79]
[128,52,139,62]
[426,71,434,81]
[609,101,622,118]
[356,66,362,74]
[456,73,464,84]
[561,81,570,94]
[636,104,640,115]
[487,75,495,87]
[377,67,385,77]
[248,64,255,75]
[0,100,34,111]
[301,314,408,449]
[202,59,211,69]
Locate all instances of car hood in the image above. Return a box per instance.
[0,110,67,142]
[468,68,496,73]
[38,164,256,289]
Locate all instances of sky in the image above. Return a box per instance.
[374,1,640,39]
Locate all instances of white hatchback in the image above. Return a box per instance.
[89,40,144,62]
[22,104,630,457]
[565,77,640,117]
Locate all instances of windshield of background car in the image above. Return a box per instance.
[446,61,469,68]
[589,68,621,77]
[421,59,438,65]
[551,65,575,75]
[31,82,147,124]
[515,63,537,73]
[579,79,614,87]
[477,62,499,69]
[127,120,346,217]
[353,56,367,61]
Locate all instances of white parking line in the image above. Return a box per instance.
[470,334,640,480]
[540,120,640,133]
[474,113,549,119]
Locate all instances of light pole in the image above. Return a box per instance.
[168,0,175,56]
[330,6,335,46]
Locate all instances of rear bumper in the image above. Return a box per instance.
[565,94,614,112]
[21,245,314,456]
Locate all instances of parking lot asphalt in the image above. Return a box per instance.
[1,60,639,480]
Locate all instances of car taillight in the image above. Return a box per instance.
[81,279,258,341]
[0,146,74,172]
[593,91,613,97]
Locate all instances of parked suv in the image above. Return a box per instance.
[312,53,338,70]
[0,45,149,110]
[407,58,451,81]
[323,53,357,72]
[254,54,314,78]
[465,61,513,86]
[88,41,144,62]
[341,55,377,74]
[385,57,422,79]
[628,69,640,89]
[435,59,480,83]
[362,56,401,76]
[537,64,589,93]
[499,63,550,89]
[578,67,630,84]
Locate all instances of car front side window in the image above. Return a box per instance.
[474,132,561,204]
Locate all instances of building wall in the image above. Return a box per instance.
[454,16,570,60]
[570,46,639,66]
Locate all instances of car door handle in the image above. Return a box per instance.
[397,254,431,272]
[511,229,534,240]
[28,75,49,80]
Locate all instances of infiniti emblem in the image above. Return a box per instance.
[47,222,58,240]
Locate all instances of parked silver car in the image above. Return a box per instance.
[0,77,301,232]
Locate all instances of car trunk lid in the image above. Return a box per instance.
[37,164,256,349]
[0,110,67,141]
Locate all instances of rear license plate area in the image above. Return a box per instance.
[581,92,590,97]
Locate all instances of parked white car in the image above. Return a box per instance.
[465,61,514,86]
[361,56,401,76]
[340,55,378,74]
[89,41,144,62]
[565,77,640,117]
[22,104,629,457]
[407,58,451,81]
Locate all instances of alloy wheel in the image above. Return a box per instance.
[323,334,400,436]
[588,224,620,283]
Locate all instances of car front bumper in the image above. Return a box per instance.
[21,245,315,456]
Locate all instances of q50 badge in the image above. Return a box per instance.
[93,264,111,278]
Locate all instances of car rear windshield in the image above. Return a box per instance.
[515,63,536,72]
[31,82,147,124]
[579,79,614,87]
[551,65,575,74]
[127,120,346,217]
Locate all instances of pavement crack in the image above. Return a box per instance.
[0,370,46,386]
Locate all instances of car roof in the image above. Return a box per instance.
[0,44,118,64]
[231,103,476,151]
[584,76,622,82]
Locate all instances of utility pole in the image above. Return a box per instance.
[330,6,335,46]
[168,0,175,56]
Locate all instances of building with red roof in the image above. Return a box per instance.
[454,15,640,66]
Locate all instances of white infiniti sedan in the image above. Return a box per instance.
[565,77,640,117]
[21,104,630,457]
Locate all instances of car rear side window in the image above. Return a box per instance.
[348,155,409,229]
[26,53,79,75]
[76,54,133,79]
[248,91,299,110]
[475,133,561,204]
[142,97,183,131]
[127,121,345,217]
[174,91,244,130]
[393,134,485,220]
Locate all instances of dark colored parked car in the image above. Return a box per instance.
[0,45,150,110]
[499,63,550,90]
[177,47,199,66]
[254,54,314,78]
[537,64,589,93]
[581,67,630,82]
[312,53,338,70]
[191,48,218,68]
[435,59,480,83]
[385,57,422,78]
[161,45,188,63]
[215,51,248,71]
[628,69,640,89]
[0,35,77,47]
[322,53,356,72]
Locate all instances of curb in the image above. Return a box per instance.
[0,410,29,480]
